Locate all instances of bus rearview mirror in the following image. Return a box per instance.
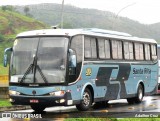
[69,49,77,75]
[3,47,12,67]
[69,49,77,67]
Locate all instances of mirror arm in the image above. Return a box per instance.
[4,47,12,54]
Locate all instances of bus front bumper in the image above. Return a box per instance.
[9,92,75,106]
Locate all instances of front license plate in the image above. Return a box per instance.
[30,99,39,103]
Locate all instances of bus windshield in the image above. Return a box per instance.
[10,37,68,84]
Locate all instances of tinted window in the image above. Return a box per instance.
[144,44,151,60]
[84,36,97,58]
[135,43,144,60]
[124,41,134,60]
[151,44,157,60]
[98,38,110,59]
[112,40,122,59]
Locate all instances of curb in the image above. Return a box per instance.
[0,106,31,112]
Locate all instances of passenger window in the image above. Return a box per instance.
[139,44,144,60]
[84,37,91,58]
[124,41,134,60]
[98,38,110,59]
[151,44,157,60]
[84,36,97,58]
[98,38,105,59]
[112,40,122,59]
[144,44,151,60]
[90,38,97,58]
[129,42,134,60]
[135,43,144,60]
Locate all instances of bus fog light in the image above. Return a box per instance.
[9,90,20,95]
[55,100,60,103]
[60,99,65,103]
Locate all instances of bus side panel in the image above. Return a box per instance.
[126,63,158,96]
[68,62,158,104]
[69,63,132,102]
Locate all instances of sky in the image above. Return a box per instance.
[0,0,160,24]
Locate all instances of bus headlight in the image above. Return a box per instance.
[49,90,65,96]
[9,90,20,95]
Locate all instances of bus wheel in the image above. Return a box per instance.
[31,105,46,112]
[135,84,144,103]
[76,88,92,111]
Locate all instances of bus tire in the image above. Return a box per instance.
[135,84,144,103]
[31,105,46,112]
[76,88,92,111]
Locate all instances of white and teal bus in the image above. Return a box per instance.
[4,28,158,112]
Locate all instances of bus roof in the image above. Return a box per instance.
[17,28,157,44]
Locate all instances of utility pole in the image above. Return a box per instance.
[61,0,64,29]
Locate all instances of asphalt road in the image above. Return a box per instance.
[1,95,160,120]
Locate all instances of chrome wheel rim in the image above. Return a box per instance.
[82,91,90,107]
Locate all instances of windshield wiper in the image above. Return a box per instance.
[19,56,35,84]
[19,56,48,84]
[36,65,48,84]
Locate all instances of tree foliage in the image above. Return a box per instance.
[24,6,32,17]
[14,3,160,42]
[1,5,15,11]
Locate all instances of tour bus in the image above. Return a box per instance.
[157,44,160,93]
[4,28,158,112]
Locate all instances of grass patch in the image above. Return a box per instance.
[65,118,116,121]
[0,99,12,107]
[118,118,160,121]
[0,64,9,75]
[65,118,160,121]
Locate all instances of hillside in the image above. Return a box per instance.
[0,7,47,41]
[16,3,160,42]
[0,7,48,74]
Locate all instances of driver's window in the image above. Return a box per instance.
[69,35,83,83]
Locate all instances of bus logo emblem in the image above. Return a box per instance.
[86,68,92,76]
[32,90,36,95]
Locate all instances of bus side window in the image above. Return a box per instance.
[124,41,134,60]
[134,43,144,60]
[98,38,110,59]
[151,44,157,60]
[111,40,122,59]
[84,36,97,59]
[144,44,151,60]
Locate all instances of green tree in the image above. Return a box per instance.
[24,6,30,16]
[2,6,7,11]
[2,5,15,11]
[63,22,73,29]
